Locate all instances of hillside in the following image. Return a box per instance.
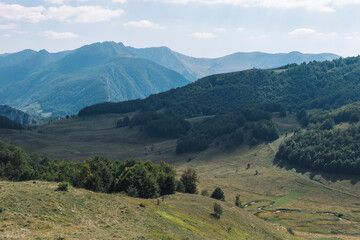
[1,113,360,239]
[0,42,189,116]
[0,105,39,125]
[0,42,339,116]
[79,56,360,118]
[129,47,339,81]
[0,181,295,239]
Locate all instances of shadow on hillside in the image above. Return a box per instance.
[273,157,360,185]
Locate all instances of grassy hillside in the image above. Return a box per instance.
[0,181,295,240]
[1,113,360,239]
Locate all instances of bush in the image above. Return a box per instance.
[287,227,294,235]
[56,182,68,191]
[235,195,241,207]
[213,203,223,219]
[211,187,225,201]
[201,189,209,196]
[180,168,199,194]
[176,180,185,193]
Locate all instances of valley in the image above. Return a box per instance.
[1,112,359,239]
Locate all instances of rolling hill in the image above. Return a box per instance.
[79,56,360,118]
[0,41,339,117]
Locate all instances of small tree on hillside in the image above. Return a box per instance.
[211,187,225,201]
[213,202,223,219]
[235,195,242,207]
[180,168,199,194]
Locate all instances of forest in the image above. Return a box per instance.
[79,56,360,118]
[0,141,182,198]
[277,103,360,175]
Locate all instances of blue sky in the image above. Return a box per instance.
[0,0,359,57]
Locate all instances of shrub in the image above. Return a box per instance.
[180,168,199,194]
[56,182,68,192]
[201,189,209,196]
[176,180,185,193]
[213,203,223,218]
[287,227,294,235]
[211,187,225,201]
[235,195,241,207]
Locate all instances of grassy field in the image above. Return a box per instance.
[0,181,295,240]
[0,113,360,239]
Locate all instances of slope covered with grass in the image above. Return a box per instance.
[0,181,295,240]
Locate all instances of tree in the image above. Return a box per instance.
[235,195,241,207]
[211,187,225,201]
[180,168,198,194]
[213,203,223,219]
[176,180,185,193]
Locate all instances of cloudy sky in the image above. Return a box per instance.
[0,0,359,57]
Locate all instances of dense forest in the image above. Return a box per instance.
[0,141,181,198]
[79,56,360,118]
[277,103,360,175]
[0,115,23,130]
[115,103,282,153]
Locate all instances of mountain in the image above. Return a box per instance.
[0,42,190,116]
[79,56,360,118]
[0,41,339,116]
[128,47,340,81]
[0,105,39,125]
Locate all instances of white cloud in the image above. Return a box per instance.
[214,27,226,32]
[317,32,337,37]
[289,28,317,35]
[144,0,360,12]
[40,30,78,39]
[0,3,47,23]
[124,20,165,30]
[112,0,127,3]
[248,34,268,40]
[237,27,245,31]
[43,0,67,4]
[0,34,11,38]
[12,30,27,34]
[47,5,124,23]
[0,23,18,30]
[191,32,215,39]
[0,3,124,23]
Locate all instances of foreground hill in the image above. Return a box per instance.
[0,181,295,240]
[0,42,189,116]
[1,113,360,238]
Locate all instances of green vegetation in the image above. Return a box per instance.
[56,182,69,191]
[180,168,199,194]
[0,181,296,240]
[213,203,223,219]
[211,187,225,201]
[80,56,360,119]
[0,115,23,130]
[265,189,308,210]
[277,102,360,175]
[0,141,177,198]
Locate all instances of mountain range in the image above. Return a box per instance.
[0,41,340,116]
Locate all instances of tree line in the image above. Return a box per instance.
[0,141,199,198]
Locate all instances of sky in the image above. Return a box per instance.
[0,0,360,58]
